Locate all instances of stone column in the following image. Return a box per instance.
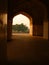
[7,19,12,41]
[30,17,33,36]
[43,21,48,40]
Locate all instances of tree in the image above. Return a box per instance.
[12,23,29,33]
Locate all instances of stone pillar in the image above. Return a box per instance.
[30,18,33,36]
[7,19,12,41]
[43,21,48,40]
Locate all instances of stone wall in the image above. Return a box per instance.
[33,24,43,36]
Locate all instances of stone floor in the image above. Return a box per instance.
[7,35,49,65]
[0,34,49,65]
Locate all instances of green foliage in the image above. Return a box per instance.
[12,23,29,33]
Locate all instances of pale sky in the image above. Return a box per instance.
[12,14,30,29]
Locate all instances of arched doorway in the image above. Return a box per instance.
[12,12,33,36]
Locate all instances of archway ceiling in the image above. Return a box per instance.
[9,0,45,15]
[8,0,48,24]
[0,0,49,20]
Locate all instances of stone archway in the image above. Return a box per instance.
[7,0,48,41]
[12,12,33,36]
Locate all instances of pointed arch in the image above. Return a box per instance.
[12,11,33,36]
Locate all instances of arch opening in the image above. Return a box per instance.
[12,12,33,36]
